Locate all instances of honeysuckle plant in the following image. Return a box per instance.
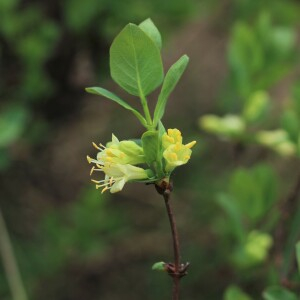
[86,18,195,300]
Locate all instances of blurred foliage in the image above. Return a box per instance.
[21,187,128,284]
[199,0,300,298]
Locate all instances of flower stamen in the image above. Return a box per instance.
[185,141,196,149]
[92,142,102,150]
[90,166,95,175]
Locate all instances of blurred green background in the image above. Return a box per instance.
[1,0,300,299]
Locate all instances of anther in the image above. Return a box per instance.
[110,177,114,186]
[92,142,101,150]
[101,186,109,193]
[90,166,95,175]
[170,153,178,160]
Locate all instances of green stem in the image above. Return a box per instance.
[0,208,28,300]
[139,92,153,129]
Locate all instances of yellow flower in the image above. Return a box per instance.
[88,162,150,193]
[87,134,151,193]
[93,134,145,165]
[162,128,196,172]
[162,129,183,149]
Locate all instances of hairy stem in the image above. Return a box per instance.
[0,208,28,300]
[163,190,180,300]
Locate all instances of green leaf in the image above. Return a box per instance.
[142,130,159,166]
[139,18,162,50]
[296,241,300,274]
[158,121,166,138]
[224,285,253,300]
[229,164,278,221]
[216,193,246,243]
[263,286,297,300]
[282,205,300,276]
[242,90,270,124]
[0,104,29,148]
[152,261,166,271]
[141,130,163,177]
[110,23,164,97]
[281,110,300,143]
[85,87,147,127]
[153,55,189,125]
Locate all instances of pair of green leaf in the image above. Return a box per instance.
[86,18,189,129]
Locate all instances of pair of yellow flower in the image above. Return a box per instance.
[87,129,196,193]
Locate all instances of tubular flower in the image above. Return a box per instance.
[88,162,151,193]
[93,134,146,165]
[87,134,151,193]
[162,129,183,149]
[162,128,196,173]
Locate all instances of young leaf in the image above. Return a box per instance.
[158,121,166,138]
[110,23,164,97]
[85,87,147,127]
[139,18,162,50]
[153,55,189,126]
[263,286,297,300]
[152,261,166,271]
[142,130,159,167]
[141,130,163,177]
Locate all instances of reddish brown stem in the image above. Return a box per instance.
[163,190,180,300]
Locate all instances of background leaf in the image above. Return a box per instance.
[296,241,300,274]
[154,55,189,125]
[110,23,164,97]
[229,164,278,221]
[0,104,29,148]
[262,286,297,300]
[224,285,253,300]
[217,193,246,242]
